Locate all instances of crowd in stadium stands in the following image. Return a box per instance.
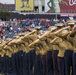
[0,3,15,11]
[0,18,67,40]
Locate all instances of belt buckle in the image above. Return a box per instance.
[74,51,76,53]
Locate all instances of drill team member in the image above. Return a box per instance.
[51,29,71,75]
[67,30,76,75]
[51,23,64,75]
[64,20,75,75]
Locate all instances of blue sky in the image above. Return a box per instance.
[0,0,14,4]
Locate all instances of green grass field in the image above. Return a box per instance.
[0,74,4,75]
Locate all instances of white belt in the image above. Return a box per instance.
[74,51,76,53]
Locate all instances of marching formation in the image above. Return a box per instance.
[0,20,76,75]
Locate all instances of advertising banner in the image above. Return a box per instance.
[60,14,76,17]
[15,0,34,11]
[45,0,76,13]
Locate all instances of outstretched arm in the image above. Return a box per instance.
[59,0,68,5]
[47,0,52,8]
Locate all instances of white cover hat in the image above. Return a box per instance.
[55,23,63,27]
